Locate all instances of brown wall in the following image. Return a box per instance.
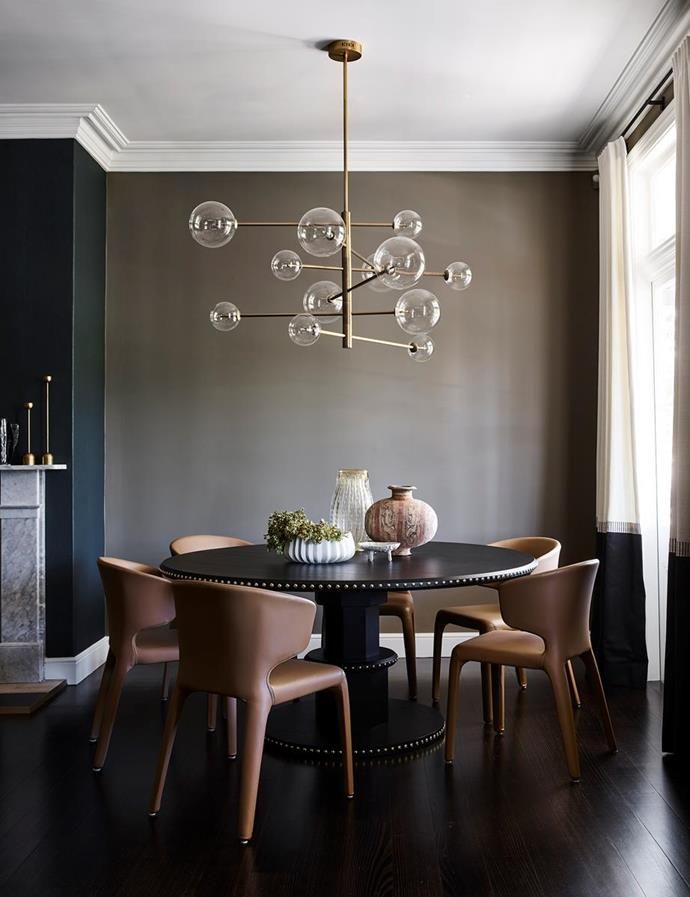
[105,170,599,631]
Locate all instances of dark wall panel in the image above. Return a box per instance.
[0,139,105,657]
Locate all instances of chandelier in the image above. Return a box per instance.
[188,39,472,363]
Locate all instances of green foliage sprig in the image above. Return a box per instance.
[266,509,344,555]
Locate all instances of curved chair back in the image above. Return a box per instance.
[497,560,599,658]
[97,557,175,664]
[491,536,561,573]
[169,535,252,556]
[172,580,315,703]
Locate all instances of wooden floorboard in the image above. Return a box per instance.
[0,659,687,897]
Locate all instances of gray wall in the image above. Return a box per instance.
[105,171,598,631]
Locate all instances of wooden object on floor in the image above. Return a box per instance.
[0,679,66,715]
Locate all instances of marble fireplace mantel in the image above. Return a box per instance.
[0,465,67,686]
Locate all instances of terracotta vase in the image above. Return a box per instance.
[364,485,438,556]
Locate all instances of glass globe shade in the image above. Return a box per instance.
[373,237,425,290]
[359,254,391,293]
[395,289,441,334]
[444,261,472,290]
[271,249,303,281]
[407,336,434,363]
[189,201,237,248]
[288,313,321,346]
[393,209,423,238]
[303,280,342,322]
[209,301,241,331]
[297,207,345,257]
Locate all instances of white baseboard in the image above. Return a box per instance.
[45,636,109,685]
[303,632,475,658]
[46,631,472,685]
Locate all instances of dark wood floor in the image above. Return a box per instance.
[0,659,687,897]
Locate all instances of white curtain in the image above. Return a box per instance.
[663,34,690,752]
[593,138,647,687]
[596,138,641,535]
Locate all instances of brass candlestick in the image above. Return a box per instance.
[42,375,54,464]
[22,402,35,465]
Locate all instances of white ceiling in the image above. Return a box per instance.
[0,0,674,145]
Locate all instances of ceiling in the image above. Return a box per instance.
[0,0,675,146]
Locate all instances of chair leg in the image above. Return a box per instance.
[444,649,465,764]
[207,694,219,732]
[401,608,417,701]
[161,663,171,702]
[480,663,493,725]
[546,662,581,782]
[432,616,446,705]
[238,700,271,844]
[566,659,582,709]
[491,665,505,734]
[580,649,617,752]
[149,686,189,815]
[516,667,528,690]
[226,697,238,759]
[89,650,114,742]
[92,660,130,771]
[332,679,354,798]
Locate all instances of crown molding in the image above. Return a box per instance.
[108,139,596,172]
[579,0,690,154]
[0,103,126,169]
[0,105,595,172]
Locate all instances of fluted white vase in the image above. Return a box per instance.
[284,532,356,564]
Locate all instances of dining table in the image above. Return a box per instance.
[160,541,537,759]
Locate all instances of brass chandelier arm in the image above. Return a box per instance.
[238,221,300,227]
[236,310,395,319]
[352,222,392,228]
[320,330,411,351]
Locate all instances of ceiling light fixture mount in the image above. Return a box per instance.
[190,39,472,362]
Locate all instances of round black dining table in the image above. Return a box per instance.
[160,541,536,759]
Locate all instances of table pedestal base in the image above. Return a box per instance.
[265,697,445,760]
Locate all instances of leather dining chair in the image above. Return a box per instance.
[444,560,617,781]
[90,558,180,771]
[167,534,252,731]
[148,580,354,844]
[432,537,582,718]
[380,591,417,701]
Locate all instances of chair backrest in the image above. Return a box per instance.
[172,580,315,703]
[97,557,175,663]
[169,534,252,556]
[497,560,599,658]
[491,537,561,573]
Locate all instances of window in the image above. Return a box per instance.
[629,107,676,681]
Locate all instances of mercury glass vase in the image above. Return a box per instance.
[329,469,373,547]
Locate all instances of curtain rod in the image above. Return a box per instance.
[621,69,673,138]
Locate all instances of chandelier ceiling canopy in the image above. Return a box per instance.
[189,39,472,363]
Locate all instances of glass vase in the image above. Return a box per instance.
[329,469,373,547]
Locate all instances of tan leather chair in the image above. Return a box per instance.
[90,558,180,771]
[432,538,582,717]
[149,580,354,844]
[444,560,617,781]
[167,534,252,729]
[380,591,417,700]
